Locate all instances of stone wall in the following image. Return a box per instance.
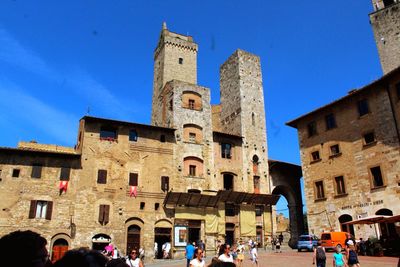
[370,2,400,74]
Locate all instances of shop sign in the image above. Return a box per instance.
[174,225,188,247]
[341,200,383,210]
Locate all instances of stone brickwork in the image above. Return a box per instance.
[370,1,400,74]
[0,24,301,262]
[287,69,400,238]
[220,49,270,195]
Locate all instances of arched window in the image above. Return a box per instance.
[182,91,202,110]
[183,124,203,143]
[252,155,259,173]
[183,157,204,177]
[338,214,354,236]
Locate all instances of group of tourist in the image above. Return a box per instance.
[313,234,361,267]
[0,230,147,267]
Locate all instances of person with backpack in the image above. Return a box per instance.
[346,241,360,267]
[313,241,326,267]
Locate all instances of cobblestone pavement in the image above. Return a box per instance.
[145,250,399,267]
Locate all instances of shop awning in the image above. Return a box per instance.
[343,215,399,225]
[163,190,280,208]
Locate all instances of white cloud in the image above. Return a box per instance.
[0,27,135,120]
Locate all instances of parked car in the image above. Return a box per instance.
[320,232,347,251]
[297,234,319,252]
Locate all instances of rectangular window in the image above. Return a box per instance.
[98,204,110,225]
[311,151,320,161]
[307,121,317,137]
[12,168,20,178]
[129,130,138,142]
[97,169,107,184]
[31,164,43,179]
[225,204,235,217]
[189,99,195,110]
[335,176,346,195]
[169,99,173,111]
[221,143,232,159]
[189,165,196,176]
[315,181,325,199]
[29,200,53,220]
[357,99,369,116]
[161,176,169,192]
[370,166,384,188]
[325,114,337,130]
[60,167,70,181]
[255,205,264,216]
[140,202,145,210]
[253,176,260,193]
[155,203,160,210]
[129,173,138,186]
[179,58,183,64]
[189,133,196,143]
[363,132,376,145]
[330,144,340,156]
[100,127,117,141]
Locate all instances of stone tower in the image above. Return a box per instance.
[151,22,198,126]
[219,50,270,194]
[369,0,400,74]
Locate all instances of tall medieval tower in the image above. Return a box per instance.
[151,22,198,126]
[369,0,400,74]
[219,50,270,194]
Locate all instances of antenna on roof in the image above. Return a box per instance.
[86,106,90,115]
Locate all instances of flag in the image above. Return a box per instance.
[129,186,137,197]
[59,181,68,193]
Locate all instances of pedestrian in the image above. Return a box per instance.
[275,239,281,253]
[236,241,245,267]
[198,240,206,258]
[279,233,284,244]
[139,247,145,264]
[54,247,108,267]
[190,248,206,267]
[154,242,158,259]
[358,238,366,256]
[346,241,360,267]
[216,240,222,257]
[126,249,144,267]
[218,244,234,263]
[313,241,326,267]
[250,243,259,267]
[107,258,129,267]
[185,242,196,267]
[162,241,171,259]
[332,246,346,267]
[113,247,119,259]
[0,230,51,267]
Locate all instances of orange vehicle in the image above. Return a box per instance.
[320,232,348,251]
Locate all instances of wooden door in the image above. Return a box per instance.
[127,225,141,253]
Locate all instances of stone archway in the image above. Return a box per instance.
[269,160,304,248]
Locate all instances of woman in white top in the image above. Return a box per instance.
[126,249,143,267]
[218,244,234,263]
[250,244,259,267]
[190,248,205,267]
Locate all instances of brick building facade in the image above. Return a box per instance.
[287,1,400,241]
[0,24,301,261]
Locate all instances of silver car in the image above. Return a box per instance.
[297,234,319,252]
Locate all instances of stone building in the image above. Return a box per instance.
[370,0,400,74]
[0,24,302,261]
[287,1,400,240]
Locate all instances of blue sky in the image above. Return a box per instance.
[0,1,382,217]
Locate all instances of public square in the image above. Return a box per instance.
[147,250,399,267]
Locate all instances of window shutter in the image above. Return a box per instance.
[29,200,37,219]
[129,173,138,186]
[99,205,105,224]
[45,201,53,220]
[60,167,70,181]
[104,205,110,225]
[31,165,42,178]
[97,170,107,184]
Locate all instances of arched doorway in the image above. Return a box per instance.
[154,220,172,259]
[127,225,141,253]
[376,209,396,238]
[92,234,111,251]
[252,155,259,173]
[269,160,304,248]
[339,214,355,236]
[51,238,68,263]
